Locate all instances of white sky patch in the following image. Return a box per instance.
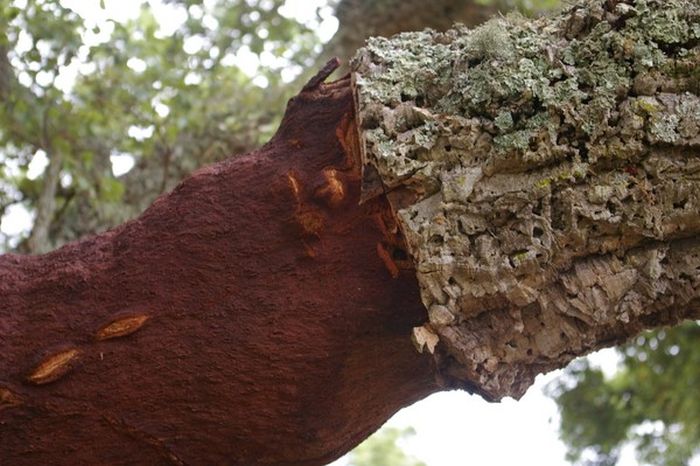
[17,70,32,88]
[202,14,219,31]
[587,347,621,378]
[81,19,116,47]
[60,172,73,189]
[184,72,202,86]
[128,124,154,141]
[232,45,260,77]
[14,29,32,55]
[110,153,136,177]
[151,98,170,118]
[259,50,287,69]
[54,63,79,93]
[0,203,33,237]
[316,6,339,43]
[183,35,206,55]
[281,64,303,83]
[279,0,338,43]
[61,0,141,26]
[27,150,49,180]
[151,1,188,38]
[34,70,54,87]
[252,75,269,88]
[389,372,569,466]
[35,39,52,57]
[127,57,147,73]
[188,4,204,20]
[278,0,324,27]
[0,154,22,178]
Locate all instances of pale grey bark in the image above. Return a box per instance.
[352,0,700,400]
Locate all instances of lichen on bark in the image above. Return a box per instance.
[352,0,700,400]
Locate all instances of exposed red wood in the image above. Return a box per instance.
[0,70,438,465]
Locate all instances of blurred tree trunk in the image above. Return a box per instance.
[324,0,498,67]
[2,0,700,464]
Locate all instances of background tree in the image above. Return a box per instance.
[0,0,318,253]
[549,321,700,466]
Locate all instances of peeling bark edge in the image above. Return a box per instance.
[352,0,700,400]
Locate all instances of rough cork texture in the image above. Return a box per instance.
[353,0,700,400]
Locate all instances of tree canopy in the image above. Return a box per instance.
[0,0,322,252]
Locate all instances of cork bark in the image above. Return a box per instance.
[353,0,700,400]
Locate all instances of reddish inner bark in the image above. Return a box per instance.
[0,74,438,465]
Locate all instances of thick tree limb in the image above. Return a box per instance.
[2,0,700,464]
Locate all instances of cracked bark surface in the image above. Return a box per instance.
[1,0,700,464]
[353,0,700,400]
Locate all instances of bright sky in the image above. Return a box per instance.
[0,2,688,465]
[329,351,639,466]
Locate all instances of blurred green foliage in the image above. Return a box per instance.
[548,322,700,466]
[0,0,319,251]
[347,426,427,466]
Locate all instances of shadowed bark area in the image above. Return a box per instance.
[0,67,438,465]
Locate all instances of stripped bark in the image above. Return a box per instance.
[0,66,436,465]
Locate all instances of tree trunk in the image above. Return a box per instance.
[2,0,700,464]
[323,0,498,70]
